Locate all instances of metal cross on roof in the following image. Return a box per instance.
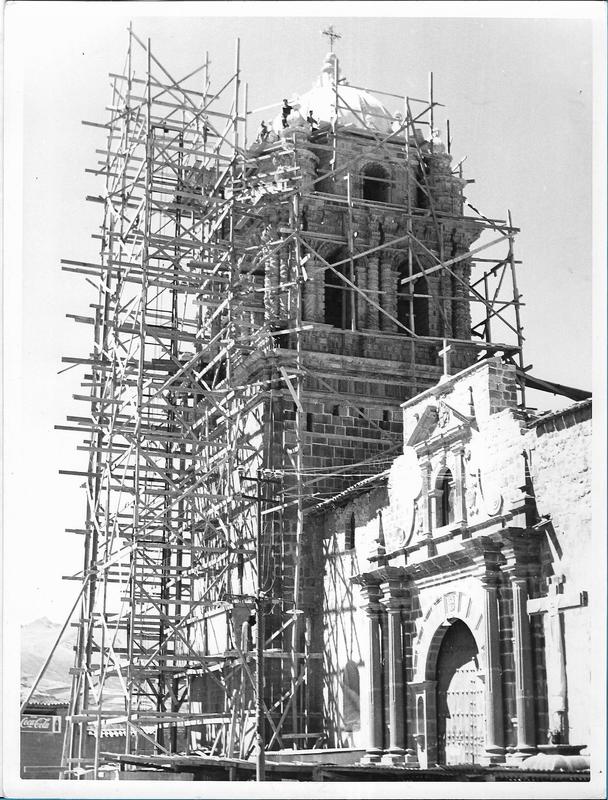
[322,25,342,52]
[438,338,452,380]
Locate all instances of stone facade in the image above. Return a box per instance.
[315,358,592,768]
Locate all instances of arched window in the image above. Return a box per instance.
[345,512,356,550]
[412,277,429,336]
[436,468,455,527]
[416,164,429,209]
[342,661,361,732]
[396,262,429,336]
[324,264,352,329]
[362,163,390,203]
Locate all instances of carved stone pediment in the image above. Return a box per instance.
[406,397,476,451]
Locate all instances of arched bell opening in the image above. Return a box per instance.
[362,163,390,203]
[324,263,353,329]
[396,262,429,336]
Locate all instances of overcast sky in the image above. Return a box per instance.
[4,2,605,627]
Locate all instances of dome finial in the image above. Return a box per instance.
[321,25,342,53]
[320,52,340,87]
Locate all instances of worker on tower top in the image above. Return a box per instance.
[391,111,404,134]
[306,110,318,132]
[281,98,293,128]
[258,120,269,142]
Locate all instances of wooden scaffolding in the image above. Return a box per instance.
[32,27,530,779]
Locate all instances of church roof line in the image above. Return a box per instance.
[307,469,389,516]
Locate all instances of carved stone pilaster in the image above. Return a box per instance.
[502,533,539,760]
[356,259,368,329]
[469,538,505,763]
[292,136,319,192]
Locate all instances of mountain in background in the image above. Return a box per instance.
[21,617,77,701]
[21,617,127,709]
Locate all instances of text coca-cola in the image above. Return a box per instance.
[20,715,61,733]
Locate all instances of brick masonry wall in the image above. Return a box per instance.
[284,400,402,498]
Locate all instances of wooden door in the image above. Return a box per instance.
[436,620,485,765]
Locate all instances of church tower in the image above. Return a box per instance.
[189,50,506,755]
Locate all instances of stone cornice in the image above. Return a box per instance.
[359,526,543,587]
[412,423,472,455]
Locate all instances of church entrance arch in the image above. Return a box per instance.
[435,619,485,765]
[410,590,488,768]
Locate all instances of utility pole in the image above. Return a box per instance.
[255,467,266,782]
[239,470,281,781]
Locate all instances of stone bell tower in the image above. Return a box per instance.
[192,50,487,754]
[231,52,485,745]
[250,51,485,499]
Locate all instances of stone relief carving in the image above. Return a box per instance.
[369,216,382,246]
[386,447,423,551]
[413,499,424,540]
[382,215,398,238]
[464,444,503,518]
[482,481,503,516]
[444,591,457,615]
[466,469,481,518]
[437,399,450,429]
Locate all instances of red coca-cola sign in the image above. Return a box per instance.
[21,715,61,733]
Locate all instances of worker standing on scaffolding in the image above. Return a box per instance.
[306,110,318,132]
[258,120,269,142]
[281,98,293,128]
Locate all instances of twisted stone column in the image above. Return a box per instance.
[356,260,368,329]
[264,250,280,320]
[380,262,399,333]
[302,260,325,323]
[366,257,380,330]
[313,264,326,323]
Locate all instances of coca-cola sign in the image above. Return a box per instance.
[21,715,61,733]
